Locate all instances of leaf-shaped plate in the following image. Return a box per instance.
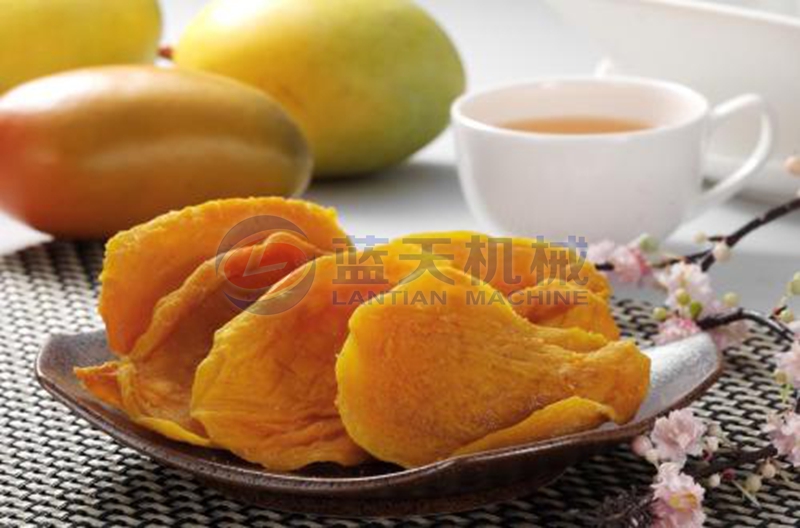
[35,331,722,517]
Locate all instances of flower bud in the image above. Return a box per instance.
[705,436,720,453]
[693,232,708,244]
[707,474,721,488]
[722,292,739,308]
[689,301,703,320]
[708,422,723,438]
[632,435,653,457]
[775,369,789,385]
[785,154,800,176]
[745,474,762,493]
[638,235,659,253]
[713,242,732,262]
[760,462,777,479]
[676,288,692,306]
[790,278,800,296]
[779,309,796,323]
[645,448,660,466]
[653,307,669,322]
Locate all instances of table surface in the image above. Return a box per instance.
[2,0,799,311]
[6,240,800,526]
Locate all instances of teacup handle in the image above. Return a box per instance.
[691,94,774,215]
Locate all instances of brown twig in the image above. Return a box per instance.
[591,197,800,525]
[689,445,777,480]
[698,196,800,271]
[690,305,799,480]
[698,308,796,342]
[596,196,800,272]
[592,489,655,527]
[652,249,713,270]
[690,391,798,480]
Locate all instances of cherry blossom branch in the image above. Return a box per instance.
[697,308,795,342]
[593,489,654,527]
[698,196,800,271]
[690,310,800,482]
[689,445,777,480]
[588,164,800,525]
[590,217,800,524]
[596,442,783,527]
[596,251,704,271]
[653,250,715,271]
[594,196,800,273]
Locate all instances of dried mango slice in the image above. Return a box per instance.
[335,267,649,468]
[99,197,348,354]
[453,396,616,456]
[77,232,322,446]
[386,231,611,299]
[75,361,123,409]
[510,282,621,341]
[386,230,620,340]
[191,245,421,470]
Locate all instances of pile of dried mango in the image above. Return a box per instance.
[76,197,650,471]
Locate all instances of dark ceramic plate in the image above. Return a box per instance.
[35,331,723,517]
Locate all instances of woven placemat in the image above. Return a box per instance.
[1,241,799,527]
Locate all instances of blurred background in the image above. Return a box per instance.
[3,0,607,252]
[2,0,800,310]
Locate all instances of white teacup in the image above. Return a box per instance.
[451,76,774,243]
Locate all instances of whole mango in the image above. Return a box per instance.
[0,0,162,93]
[0,66,312,238]
[174,0,466,178]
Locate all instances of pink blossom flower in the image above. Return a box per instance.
[709,319,749,350]
[657,263,715,309]
[764,412,800,467]
[655,317,702,345]
[632,435,654,457]
[776,341,800,388]
[611,245,651,283]
[785,154,800,176]
[651,463,706,528]
[587,240,616,264]
[587,240,651,283]
[650,409,707,464]
[692,300,748,350]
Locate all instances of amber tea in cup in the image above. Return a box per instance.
[502,116,652,135]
